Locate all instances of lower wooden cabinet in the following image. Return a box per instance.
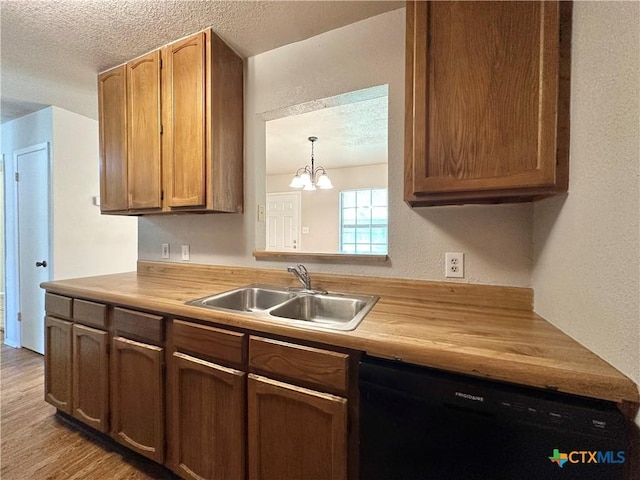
[170,352,245,480]
[72,324,109,432]
[43,296,355,480]
[247,374,348,480]
[111,336,164,463]
[44,316,73,413]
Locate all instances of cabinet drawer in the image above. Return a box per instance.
[73,299,107,329]
[173,319,245,366]
[114,307,163,344]
[45,293,73,319]
[249,336,348,393]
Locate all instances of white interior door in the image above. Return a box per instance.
[266,192,300,251]
[16,143,51,354]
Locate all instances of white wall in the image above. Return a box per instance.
[532,2,640,393]
[139,9,533,286]
[50,107,138,279]
[1,107,137,347]
[0,159,5,292]
[0,164,3,331]
[267,163,388,253]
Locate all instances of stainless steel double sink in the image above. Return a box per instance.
[186,284,379,331]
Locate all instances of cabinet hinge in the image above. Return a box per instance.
[17,312,22,322]
[160,124,163,135]
[161,190,164,201]
[159,59,163,69]
[15,172,19,182]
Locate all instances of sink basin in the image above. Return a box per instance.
[189,286,295,312]
[186,284,378,331]
[270,294,370,325]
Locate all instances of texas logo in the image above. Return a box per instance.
[549,449,569,468]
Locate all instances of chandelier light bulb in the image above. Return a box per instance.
[289,175,304,189]
[316,173,333,189]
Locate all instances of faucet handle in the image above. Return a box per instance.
[296,264,308,277]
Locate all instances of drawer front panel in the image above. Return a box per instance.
[45,293,73,319]
[73,299,107,329]
[114,307,163,344]
[249,336,348,393]
[173,319,245,366]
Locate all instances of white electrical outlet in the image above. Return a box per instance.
[445,252,464,278]
[161,243,170,259]
[181,245,190,261]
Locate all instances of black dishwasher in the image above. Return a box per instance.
[359,356,630,480]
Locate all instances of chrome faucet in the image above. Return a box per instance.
[287,264,311,290]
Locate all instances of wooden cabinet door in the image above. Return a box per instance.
[405,1,570,205]
[111,336,164,463]
[98,65,128,212]
[127,50,162,210]
[72,324,109,433]
[170,352,245,480]
[44,316,72,413]
[163,32,206,208]
[248,374,347,480]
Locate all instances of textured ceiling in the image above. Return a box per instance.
[0,0,403,123]
[266,87,388,175]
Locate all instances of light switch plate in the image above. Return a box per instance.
[161,243,170,259]
[181,245,190,261]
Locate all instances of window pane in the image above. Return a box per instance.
[371,227,387,244]
[341,228,355,244]
[371,207,387,225]
[357,189,371,207]
[371,244,388,254]
[343,207,356,224]
[342,243,356,253]
[340,188,388,255]
[356,206,372,225]
[372,189,387,206]
[342,191,356,208]
[356,228,371,244]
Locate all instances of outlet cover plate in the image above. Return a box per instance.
[445,252,464,278]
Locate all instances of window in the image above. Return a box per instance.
[340,188,388,254]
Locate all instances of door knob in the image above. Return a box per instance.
[35,261,47,268]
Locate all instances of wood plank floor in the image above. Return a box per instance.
[0,344,177,479]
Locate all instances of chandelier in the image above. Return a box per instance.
[289,136,333,190]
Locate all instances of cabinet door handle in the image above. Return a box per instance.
[36,260,48,268]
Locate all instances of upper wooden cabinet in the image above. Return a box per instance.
[98,66,128,212]
[404,1,572,206]
[162,33,206,209]
[97,29,243,215]
[127,50,162,211]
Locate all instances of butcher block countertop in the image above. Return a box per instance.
[41,261,639,408]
